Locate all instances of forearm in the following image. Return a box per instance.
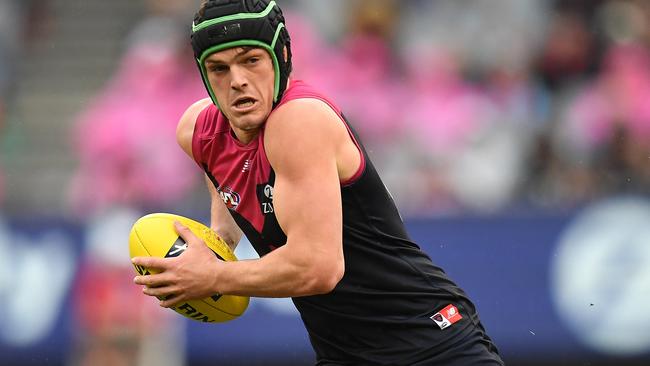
[211,228,241,252]
[209,200,242,251]
[206,175,242,251]
[215,243,340,298]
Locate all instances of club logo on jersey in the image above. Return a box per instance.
[218,186,241,209]
[263,184,273,199]
[257,183,274,215]
[430,304,463,330]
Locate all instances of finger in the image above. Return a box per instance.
[134,272,172,287]
[132,256,168,270]
[160,294,185,309]
[143,285,177,298]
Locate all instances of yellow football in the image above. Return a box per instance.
[129,212,249,323]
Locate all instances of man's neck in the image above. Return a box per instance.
[230,126,260,145]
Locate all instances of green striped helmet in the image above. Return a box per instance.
[190,0,292,108]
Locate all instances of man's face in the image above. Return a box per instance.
[204,47,275,138]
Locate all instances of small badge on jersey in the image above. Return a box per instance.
[430,304,463,330]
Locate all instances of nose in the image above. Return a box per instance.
[230,66,248,90]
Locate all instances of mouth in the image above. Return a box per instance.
[232,97,258,111]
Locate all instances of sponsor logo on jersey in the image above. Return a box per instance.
[430,304,463,330]
[218,186,241,209]
[257,183,275,215]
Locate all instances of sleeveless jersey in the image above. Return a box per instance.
[192,80,485,364]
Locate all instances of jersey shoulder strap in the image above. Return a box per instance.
[191,104,229,166]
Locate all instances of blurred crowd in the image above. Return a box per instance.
[2,0,650,216]
[284,0,650,215]
[1,0,647,218]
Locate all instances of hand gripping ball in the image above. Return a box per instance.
[129,213,249,323]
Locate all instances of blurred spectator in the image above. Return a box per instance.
[282,2,408,149]
[315,0,406,144]
[536,6,601,91]
[562,44,650,196]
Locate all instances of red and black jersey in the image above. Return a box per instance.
[192,93,286,256]
[191,80,501,365]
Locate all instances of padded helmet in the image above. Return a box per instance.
[190,0,292,108]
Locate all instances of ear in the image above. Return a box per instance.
[283,45,289,63]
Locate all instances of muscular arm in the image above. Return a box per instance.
[211,99,356,297]
[135,99,358,304]
[177,99,243,251]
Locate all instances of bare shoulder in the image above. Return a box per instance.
[268,97,342,127]
[265,98,347,148]
[264,98,351,173]
[177,98,213,157]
